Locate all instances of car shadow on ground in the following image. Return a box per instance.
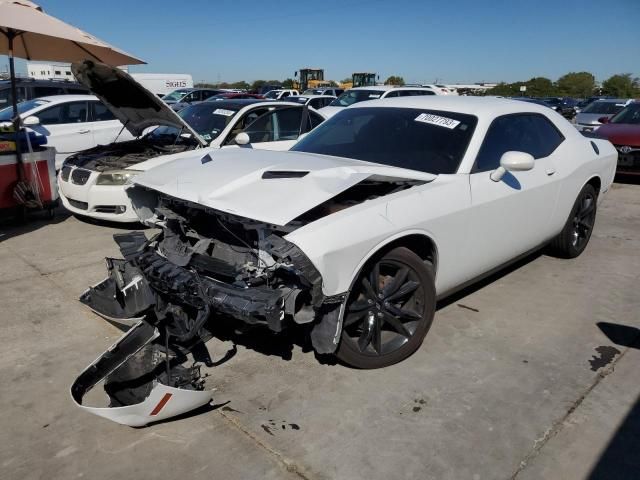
[588,322,640,480]
[0,204,70,243]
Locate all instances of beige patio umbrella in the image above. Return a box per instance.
[0,0,144,206]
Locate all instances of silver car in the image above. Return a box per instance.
[575,99,632,132]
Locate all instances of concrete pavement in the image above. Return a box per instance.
[0,182,638,480]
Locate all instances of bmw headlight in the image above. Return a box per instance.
[96,170,141,186]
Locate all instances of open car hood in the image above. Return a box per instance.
[129,149,436,226]
[72,61,206,146]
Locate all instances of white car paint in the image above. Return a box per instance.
[263,89,299,100]
[0,94,133,169]
[133,96,617,298]
[289,94,336,110]
[58,101,326,222]
[318,86,440,118]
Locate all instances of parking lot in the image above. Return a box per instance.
[0,179,636,480]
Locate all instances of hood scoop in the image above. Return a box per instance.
[262,170,310,179]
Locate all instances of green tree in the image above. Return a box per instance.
[487,82,520,97]
[524,77,556,97]
[282,78,295,88]
[556,72,595,98]
[384,75,405,86]
[601,73,639,97]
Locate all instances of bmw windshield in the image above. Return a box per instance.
[329,90,385,107]
[148,103,241,144]
[292,107,477,174]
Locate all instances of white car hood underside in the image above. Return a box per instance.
[72,61,206,145]
[131,149,436,226]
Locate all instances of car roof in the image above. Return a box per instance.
[592,98,630,103]
[349,86,433,92]
[352,95,558,117]
[30,94,98,103]
[191,99,299,109]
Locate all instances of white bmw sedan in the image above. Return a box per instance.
[74,96,616,426]
[58,62,325,223]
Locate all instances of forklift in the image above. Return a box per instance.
[295,68,325,92]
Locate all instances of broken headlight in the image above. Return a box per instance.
[96,170,141,186]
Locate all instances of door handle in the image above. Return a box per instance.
[77,129,90,134]
[546,168,556,176]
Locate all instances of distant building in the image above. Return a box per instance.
[27,62,75,81]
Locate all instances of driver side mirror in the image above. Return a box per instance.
[234,132,250,145]
[597,116,610,124]
[23,115,40,126]
[490,151,535,182]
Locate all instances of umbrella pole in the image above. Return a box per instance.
[6,30,24,181]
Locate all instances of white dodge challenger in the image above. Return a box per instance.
[73,96,616,426]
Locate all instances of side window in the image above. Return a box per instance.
[242,107,303,143]
[309,98,322,109]
[308,111,325,130]
[65,88,88,95]
[384,91,400,98]
[474,114,564,172]
[281,91,290,98]
[183,92,199,103]
[91,101,116,121]
[201,90,217,100]
[64,101,89,123]
[33,86,64,97]
[37,104,65,125]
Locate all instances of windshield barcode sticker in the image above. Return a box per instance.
[213,108,235,116]
[414,113,460,129]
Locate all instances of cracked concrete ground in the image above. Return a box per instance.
[0,182,638,480]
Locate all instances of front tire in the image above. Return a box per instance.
[550,183,597,258]
[335,247,435,369]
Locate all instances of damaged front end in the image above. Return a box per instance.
[74,190,343,426]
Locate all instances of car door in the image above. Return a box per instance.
[89,100,134,145]
[466,113,565,276]
[32,101,94,169]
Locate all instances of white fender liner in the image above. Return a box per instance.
[71,321,214,427]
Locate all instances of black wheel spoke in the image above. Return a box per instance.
[373,315,382,354]
[357,316,375,352]
[347,299,371,313]
[386,280,419,302]
[344,310,367,327]
[386,302,422,320]
[362,277,377,299]
[369,263,380,295]
[382,267,408,298]
[382,312,411,337]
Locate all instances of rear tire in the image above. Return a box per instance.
[335,247,435,369]
[549,183,597,258]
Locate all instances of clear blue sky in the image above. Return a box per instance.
[2,0,639,84]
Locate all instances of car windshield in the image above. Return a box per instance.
[291,107,478,174]
[148,103,241,144]
[264,91,281,99]
[329,90,385,107]
[0,99,50,121]
[304,89,324,95]
[582,101,625,115]
[162,89,192,102]
[609,103,640,125]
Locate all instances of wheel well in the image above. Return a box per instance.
[376,234,438,273]
[587,176,601,196]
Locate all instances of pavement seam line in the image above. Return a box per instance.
[218,410,313,480]
[509,343,635,479]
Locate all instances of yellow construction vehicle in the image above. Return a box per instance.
[294,68,325,92]
[351,72,378,88]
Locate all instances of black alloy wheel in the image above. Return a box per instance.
[335,247,435,369]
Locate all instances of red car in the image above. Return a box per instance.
[596,102,640,174]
